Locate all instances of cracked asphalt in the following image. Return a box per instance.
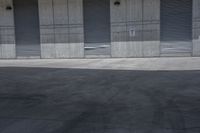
[0,67,200,133]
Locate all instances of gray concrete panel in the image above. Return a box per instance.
[143,41,160,57]
[55,43,70,58]
[41,43,55,58]
[0,0,16,58]
[111,0,160,58]
[192,0,200,56]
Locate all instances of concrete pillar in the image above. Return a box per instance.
[111,0,160,58]
[0,0,16,59]
[192,0,200,56]
[38,0,83,58]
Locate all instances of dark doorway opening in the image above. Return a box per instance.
[83,0,111,57]
[160,0,192,56]
[13,0,41,58]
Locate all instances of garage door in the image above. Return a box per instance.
[83,0,111,57]
[160,0,192,56]
[13,0,40,58]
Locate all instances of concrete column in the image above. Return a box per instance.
[39,0,83,58]
[111,0,160,58]
[0,0,16,59]
[192,0,200,56]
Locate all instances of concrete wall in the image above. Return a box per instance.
[0,0,15,59]
[111,0,160,58]
[38,0,84,58]
[0,0,198,59]
[193,0,200,56]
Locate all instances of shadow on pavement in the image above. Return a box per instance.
[0,67,200,133]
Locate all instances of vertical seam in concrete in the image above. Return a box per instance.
[67,0,70,58]
[159,0,161,57]
[142,0,144,42]
[52,0,55,44]
[12,0,17,58]
[82,0,86,57]
[81,0,85,58]
[52,0,56,57]
[192,0,194,56]
[37,0,41,58]
[11,0,16,58]
[109,0,112,57]
[142,0,144,57]
[125,0,128,42]
[67,0,70,44]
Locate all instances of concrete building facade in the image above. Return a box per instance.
[0,0,200,59]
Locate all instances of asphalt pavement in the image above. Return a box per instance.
[0,66,199,133]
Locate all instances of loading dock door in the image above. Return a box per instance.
[160,0,192,56]
[83,0,111,57]
[13,0,40,57]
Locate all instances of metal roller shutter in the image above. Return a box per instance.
[14,0,40,58]
[83,0,111,56]
[160,0,193,56]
